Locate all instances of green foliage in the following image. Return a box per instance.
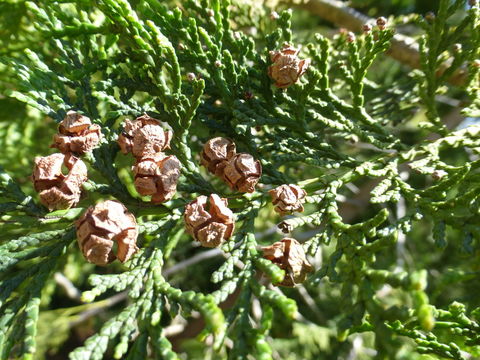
[1,0,480,359]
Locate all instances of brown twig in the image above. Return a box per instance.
[294,0,468,86]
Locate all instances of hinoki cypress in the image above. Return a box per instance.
[0,0,480,359]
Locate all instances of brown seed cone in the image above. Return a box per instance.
[268,43,310,88]
[51,110,102,154]
[222,153,262,193]
[76,200,138,265]
[269,184,307,215]
[184,194,235,248]
[200,137,236,176]
[262,238,313,287]
[132,153,181,203]
[32,153,87,211]
[117,114,173,158]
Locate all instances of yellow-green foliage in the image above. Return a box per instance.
[1,0,480,359]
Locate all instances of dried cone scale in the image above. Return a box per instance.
[200,137,236,176]
[76,200,138,266]
[132,153,181,203]
[32,153,87,211]
[262,238,313,287]
[118,114,173,158]
[268,43,310,88]
[184,194,235,248]
[223,153,262,193]
[269,184,306,215]
[51,110,102,154]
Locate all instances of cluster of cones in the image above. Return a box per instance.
[32,111,101,211]
[31,111,139,266]
[184,137,312,286]
[31,114,313,283]
[117,114,181,203]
